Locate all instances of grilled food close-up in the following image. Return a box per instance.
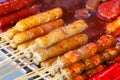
[0,0,120,80]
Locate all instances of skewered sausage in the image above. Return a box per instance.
[85,48,118,71]
[74,74,88,80]
[1,27,19,41]
[55,35,116,68]
[0,4,41,29]
[35,20,88,48]
[15,7,63,31]
[96,35,117,50]
[86,64,106,77]
[17,40,35,51]
[74,64,106,80]
[33,34,88,65]
[106,17,120,34]
[10,19,64,48]
[11,19,64,45]
[61,62,85,80]
[17,40,35,58]
[61,47,119,80]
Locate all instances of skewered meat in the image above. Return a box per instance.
[17,40,35,51]
[35,20,88,48]
[61,62,85,80]
[96,35,117,50]
[15,7,63,31]
[33,34,88,65]
[11,19,64,46]
[74,64,106,80]
[1,27,18,41]
[55,35,116,68]
[10,19,64,48]
[86,64,106,77]
[106,54,120,65]
[60,46,119,80]
[106,17,120,34]
[74,74,88,80]
[85,48,118,71]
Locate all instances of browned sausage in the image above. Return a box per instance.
[0,4,41,28]
[0,0,37,16]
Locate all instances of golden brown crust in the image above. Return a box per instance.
[41,57,57,67]
[15,8,63,31]
[12,19,64,44]
[1,28,19,41]
[35,20,88,48]
[33,34,88,64]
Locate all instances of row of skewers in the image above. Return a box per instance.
[0,0,120,79]
[15,34,120,80]
[0,7,89,79]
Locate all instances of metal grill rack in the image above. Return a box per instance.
[0,40,39,80]
[0,38,65,80]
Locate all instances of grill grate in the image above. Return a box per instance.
[0,40,39,80]
[0,38,64,80]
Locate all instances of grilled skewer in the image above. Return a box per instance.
[33,34,88,65]
[15,35,117,80]
[55,35,116,68]
[0,20,88,66]
[73,64,106,80]
[15,7,63,31]
[0,19,64,59]
[60,46,119,80]
[0,8,63,42]
[10,19,64,48]
[106,17,120,34]
[35,20,88,48]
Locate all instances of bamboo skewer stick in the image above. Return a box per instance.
[0,54,26,67]
[0,50,18,59]
[0,43,36,62]
[0,49,20,61]
[0,45,11,49]
[0,57,34,72]
[15,67,46,80]
[15,64,58,80]
[0,44,36,65]
[24,65,58,79]
[0,61,34,79]
[33,47,119,80]
[51,73,64,80]
[35,73,51,80]
[15,35,117,80]
[0,40,11,45]
[35,72,64,80]
[0,32,7,37]
[0,40,5,43]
